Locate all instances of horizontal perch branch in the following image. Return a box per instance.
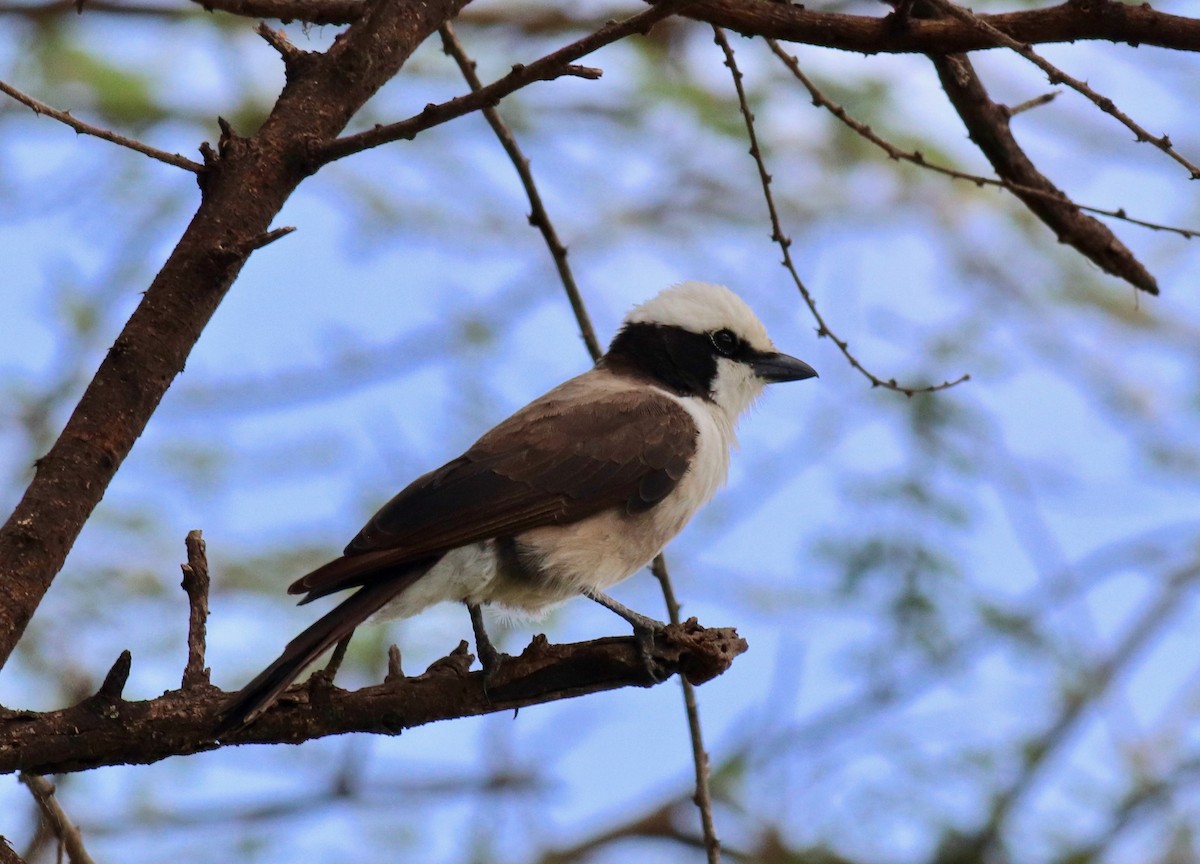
[0,621,746,776]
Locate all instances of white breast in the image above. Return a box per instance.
[490,387,736,612]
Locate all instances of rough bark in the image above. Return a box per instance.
[0,623,747,775]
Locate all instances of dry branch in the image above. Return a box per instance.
[931,52,1158,294]
[439,24,722,858]
[182,0,1200,56]
[0,622,747,776]
[928,0,1200,181]
[681,0,1200,55]
[714,27,967,395]
[319,0,698,163]
[438,22,603,360]
[651,556,722,864]
[181,530,211,688]
[0,78,202,172]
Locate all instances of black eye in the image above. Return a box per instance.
[710,328,738,356]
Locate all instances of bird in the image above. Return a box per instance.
[217,281,817,732]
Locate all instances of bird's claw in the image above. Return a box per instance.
[632,621,669,683]
[478,644,510,700]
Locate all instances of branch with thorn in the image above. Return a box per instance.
[0,79,203,172]
[715,27,967,396]
[0,534,746,776]
[318,0,698,164]
[927,0,1200,182]
[766,41,1197,243]
[930,50,1158,294]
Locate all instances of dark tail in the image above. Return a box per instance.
[216,567,428,735]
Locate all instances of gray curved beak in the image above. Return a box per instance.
[750,351,818,383]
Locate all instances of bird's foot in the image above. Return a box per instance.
[478,640,511,698]
[582,589,670,683]
[467,602,510,699]
[631,620,670,683]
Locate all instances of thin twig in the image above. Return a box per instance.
[929,0,1200,181]
[715,28,968,396]
[318,0,699,165]
[180,529,211,688]
[256,21,303,63]
[765,41,1196,241]
[0,79,203,173]
[17,774,96,864]
[438,19,723,861]
[438,22,602,359]
[652,557,722,864]
[1006,90,1058,118]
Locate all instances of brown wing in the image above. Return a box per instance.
[288,378,697,602]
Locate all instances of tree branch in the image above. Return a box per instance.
[194,0,362,25]
[714,27,968,395]
[0,0,473,670]
[0,622,747,776]
[437,22,604,360]
[438,23,723,860]
[0,78,203,172]
[931,51,1159,294]
[17,774,96,864]
[652,556,722,864]
[180,530,211,689]
[679,0,1200,55]
[174,0,1200,57]
[766,40,1198,241]
[318,0,698,164]
[928,0,1200,181]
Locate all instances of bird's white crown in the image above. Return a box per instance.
[624,281,774,351]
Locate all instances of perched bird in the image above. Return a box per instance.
[219,281,816,731]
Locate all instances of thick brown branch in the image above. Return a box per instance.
[932,52,1158,294]
[0,0,472,670]
[175,0,1200,56]
[4,0,1200,63]
[0,623,747,776]
[195,0,362,25]
[679,0,1200,55]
